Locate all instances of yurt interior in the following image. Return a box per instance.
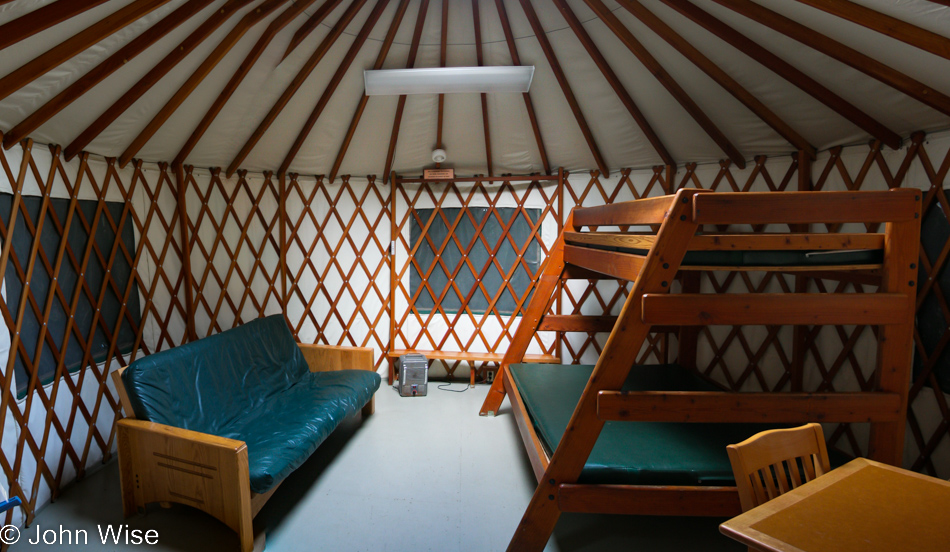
[0,0,949,550]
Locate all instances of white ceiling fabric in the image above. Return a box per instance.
[0,0,948,178]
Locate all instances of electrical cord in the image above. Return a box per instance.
[437,382,469,393]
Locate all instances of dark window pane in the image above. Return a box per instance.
[0,193,142,399]
[409,207,542,316]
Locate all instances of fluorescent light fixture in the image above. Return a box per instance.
[364,66,534,95]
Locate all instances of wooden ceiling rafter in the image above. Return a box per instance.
[711,0,950,117]
[382,0,431,185]
[226,0,368,177]
[3,0,218,150]
[493,0,550,175]
[518,0,609,177]
[584,0,746,169]
[277,0,394,176]
[175,0,341,167]
[328,0,413,182]
[552,0,675,167]
[118,0,294,168]
[660,0,901,150]
[436,0,448,165]
[63,0,258,162]
[793,0,950,62]
[0,0,173,103]
[473,0,493,176]
[616,0,816,159]
[0,0,111,52]
[282,0,346,61]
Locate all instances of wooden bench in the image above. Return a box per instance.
[387,349,560,386]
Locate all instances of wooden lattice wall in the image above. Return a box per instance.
[0,131,949,530]
[177,170,392,361]
[0,140,187,528]
[180,167,283,337]
[281,174,391,362]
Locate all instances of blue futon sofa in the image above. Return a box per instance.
[112,315,381,551]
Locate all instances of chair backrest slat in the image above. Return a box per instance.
[803,452,818,481]
[814,453,828,479]
[750,472,768,505]
[773,461,791,494]
[787,458,804,489]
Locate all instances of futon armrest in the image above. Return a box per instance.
[297,343,374,373]
[118,418,246,451]
[115,418,252,533]
[297,344,378,416]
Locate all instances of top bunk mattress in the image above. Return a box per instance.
[563,240,882,268]
[509,363,807,487]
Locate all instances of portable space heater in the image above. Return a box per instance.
[397,353,428,397]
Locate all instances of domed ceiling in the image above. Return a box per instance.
[0,0,948,180]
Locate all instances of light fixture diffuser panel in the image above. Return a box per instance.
[364,66,534,95]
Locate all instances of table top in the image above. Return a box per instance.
[720,457,950,552]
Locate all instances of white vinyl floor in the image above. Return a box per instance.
[13,380,743,551]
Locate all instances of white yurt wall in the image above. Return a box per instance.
[2,128,948,528]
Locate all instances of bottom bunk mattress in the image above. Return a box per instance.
[509,362,788,487]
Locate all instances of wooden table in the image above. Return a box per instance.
[720,457,950,552]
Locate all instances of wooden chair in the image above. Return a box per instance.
[726,423,831,513]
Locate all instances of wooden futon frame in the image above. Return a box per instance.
[112,344,375,552]
[479,189,920,550]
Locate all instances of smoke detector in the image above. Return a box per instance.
[432,148,447,163]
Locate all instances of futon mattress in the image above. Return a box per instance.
[509,363,781,486]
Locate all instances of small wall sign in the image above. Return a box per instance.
[424,168,455,180]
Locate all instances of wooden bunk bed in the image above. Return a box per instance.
[478,189,920,551]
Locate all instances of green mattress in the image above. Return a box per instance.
[566,241,883,268]
[510,363,786,487]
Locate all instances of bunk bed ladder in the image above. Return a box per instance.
[479,212,573,417]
